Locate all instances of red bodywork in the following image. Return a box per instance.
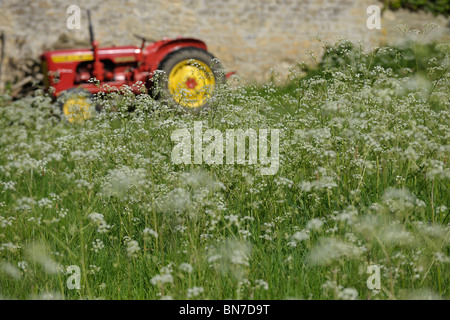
[40,37,208,97]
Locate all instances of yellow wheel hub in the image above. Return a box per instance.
[168,59,215,108]
[62,95,93,123]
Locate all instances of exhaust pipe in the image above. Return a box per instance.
[87,10,95,45]
[0,31,5,92]
[86,10,104,81]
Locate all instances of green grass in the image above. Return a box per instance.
[0,39,449,300]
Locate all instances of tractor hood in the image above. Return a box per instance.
[41,45,140,64]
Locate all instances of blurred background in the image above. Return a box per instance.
[0,0,448,92]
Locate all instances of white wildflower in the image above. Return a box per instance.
[337,288,358,300]
[151,273,174,286]
[179,263,193,273]
[143,227,158,238]
[255,279,269,290]
[292,230,309,242]
[92,239,105,252]
[1,262,22,279]
[124,237,141,258]
[307,238,363,265]
[187,286,204,298]
[306,218,324,231]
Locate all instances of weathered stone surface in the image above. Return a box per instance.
[0,0,448,89]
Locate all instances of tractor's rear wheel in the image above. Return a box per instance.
[156,47,224,111]
[57,89,96,123]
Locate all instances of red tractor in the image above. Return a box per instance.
[40,10,226,122]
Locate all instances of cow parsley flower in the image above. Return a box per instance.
[179,263,193,273]
[123,236,141,258]
[187,286,204,298]
[151,273,174,286]
[143,227,158,238]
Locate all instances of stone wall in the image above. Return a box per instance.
[0,0,448,89]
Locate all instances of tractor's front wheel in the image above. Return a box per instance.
[156,47,224,111]
[57,89,96,123]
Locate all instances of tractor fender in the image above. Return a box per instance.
[144,38,208,72]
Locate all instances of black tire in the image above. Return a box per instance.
[156,47,225,112]
[56,88,97,123]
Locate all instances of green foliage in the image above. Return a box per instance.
[313,40,447,78]
[384,0,450,17]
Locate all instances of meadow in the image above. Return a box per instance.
[0,34,449,300]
